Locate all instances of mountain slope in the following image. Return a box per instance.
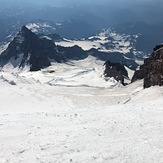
[0,75,162,163]
[0,26,139,74]
[0,26,65,71]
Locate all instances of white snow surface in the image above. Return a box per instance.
[56,40,101,51]
[0,75,163,163]
[0,57,163,163]
[56,28,139,55]
[25,23,56,34]
[1,55,121,88]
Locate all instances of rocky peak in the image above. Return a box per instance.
[12,26,38,48]
[132,44,163,88]
[153,44,163,51]
[0,26,65,71]
[19,25,37,39]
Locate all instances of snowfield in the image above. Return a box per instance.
[0,75,163,163]
[0,11,162,163]
[0,57,163,163]
[1,56,122,88]
[56,29,138,55]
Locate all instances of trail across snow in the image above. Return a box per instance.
[0,78,163,163]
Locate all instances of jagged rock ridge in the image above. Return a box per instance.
[104,60,128,85]
[0,26,91,71]
[132,44,163,88]
[0,26,65,71]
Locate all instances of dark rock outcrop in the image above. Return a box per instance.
[57,45,87,60]
[0,26,65,71]
[38,33,63,41]
[104,60,128,85]
[0,26,90,71]
[88,48,138,70]
[132,44,163,88]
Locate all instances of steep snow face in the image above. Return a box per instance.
[0,76,163,163]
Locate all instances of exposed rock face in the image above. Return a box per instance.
[38,33,63,41]
[132,44,163,88]
[0,26,65,71]
[0,26,90,71]
[57,45,87,60]
[104,60,128,85]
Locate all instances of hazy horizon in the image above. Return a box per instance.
[0,0,163,40]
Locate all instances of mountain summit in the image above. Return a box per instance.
[0,26,65,71]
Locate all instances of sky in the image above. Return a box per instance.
[0,0,161,6]
[0,0,162,10]
[0,0,163,26]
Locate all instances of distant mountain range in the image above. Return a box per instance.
[0,0,163,40]
[0,26,137,72]
[0,0,163,87]
[1,19,163,54]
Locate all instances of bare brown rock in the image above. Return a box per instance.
[132,44,163,88]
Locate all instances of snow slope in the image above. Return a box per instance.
[0,69,163,163]
[0,55,121,88]
[0,55,162,163]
